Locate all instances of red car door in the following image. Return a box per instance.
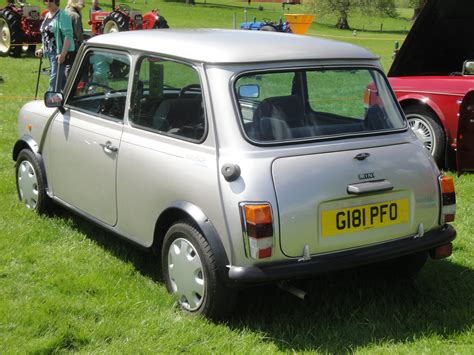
[457,90,474,175]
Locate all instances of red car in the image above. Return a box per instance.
[388,0,474,172]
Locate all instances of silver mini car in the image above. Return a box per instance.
[13,29,456,319]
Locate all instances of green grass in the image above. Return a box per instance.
[1,1,473,353]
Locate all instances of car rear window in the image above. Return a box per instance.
[234,68,405,143]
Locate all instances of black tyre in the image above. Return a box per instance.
[25,44,36,56]
[15,149,51,214]
[162,221,236,319]
[376,251,428,279]
[0,8,23,57]
[103,11,129,33]
[260,25,277,32]
[153,15,169,29]
[404,105,445,167]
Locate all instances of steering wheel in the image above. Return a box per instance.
[179,84,201,98]
[85,82,114,94]
[117,4,130,13]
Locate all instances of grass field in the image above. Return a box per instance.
[1,1,473,353]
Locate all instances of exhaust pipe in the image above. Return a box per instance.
[277,282,307,300]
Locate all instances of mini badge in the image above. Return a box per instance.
[358,172,375,180]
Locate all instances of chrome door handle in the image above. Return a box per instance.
[101,141,118,153]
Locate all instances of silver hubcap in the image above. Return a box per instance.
[408,115,435,152]
[17,160,39,209]
[167,238,205,311]
[0,18,11,53]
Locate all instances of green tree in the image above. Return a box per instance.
[304,0,396,29]
[409,0,427,19]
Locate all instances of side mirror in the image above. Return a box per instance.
[462,60,474,75]
[44,91,65,113]
[239,84,260,98]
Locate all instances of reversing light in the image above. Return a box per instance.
[439,175,456,224]
[240,203,274,259]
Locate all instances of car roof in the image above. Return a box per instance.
[86,29,378,64]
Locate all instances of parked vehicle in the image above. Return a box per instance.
[13,29,457,318]
[388,0,474,171]
[90,2,168,36]
[240,17,292,33]
[0,0,43,56]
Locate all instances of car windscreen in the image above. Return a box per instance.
[234,68,406,143]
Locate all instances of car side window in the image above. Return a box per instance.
[67,50,130,120]
[129,56,205,141]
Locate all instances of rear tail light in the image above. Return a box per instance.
[240,203,274,259]
[439,175,456,223]
[363,86,379,108]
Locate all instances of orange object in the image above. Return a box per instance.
[244,204,272,225]
[284,14,315,35]
[440,175,455,194]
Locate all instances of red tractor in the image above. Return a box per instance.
[90,1,168,36]
[0,0,44,56]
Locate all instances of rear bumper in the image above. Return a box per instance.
[228,224,456,283]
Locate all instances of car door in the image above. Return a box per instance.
[47,49,131,225]
[457,90,474,175]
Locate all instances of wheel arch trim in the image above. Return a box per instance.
[13,135,48,188]
[153,201,231,282]
[398,94,447,133]
[13,135,39,160]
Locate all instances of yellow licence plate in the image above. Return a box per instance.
[321,198,410,237]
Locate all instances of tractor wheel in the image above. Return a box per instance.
[260,25,277,32]
[0,8,23,57]
[153,15,169,29]
[103,11,129,33]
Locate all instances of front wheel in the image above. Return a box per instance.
[404,105,445,167]
[15,149,51,214]
[162,221,236,319]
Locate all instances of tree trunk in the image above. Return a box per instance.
[336,16,350,29]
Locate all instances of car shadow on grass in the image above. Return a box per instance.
[227,260,474,352]
[51,207,472,352]
[50,206,162,282]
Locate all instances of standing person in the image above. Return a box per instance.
[65,0,84,78]
[89,0,102,23]
[35,0,75,92]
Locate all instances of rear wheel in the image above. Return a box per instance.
[103,11,129,33]
[0,9,23,57]
[404,105,445,166]
[15,149,51,214]
[162,221,236,319]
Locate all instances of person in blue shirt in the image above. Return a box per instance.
[35,0,75,92]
